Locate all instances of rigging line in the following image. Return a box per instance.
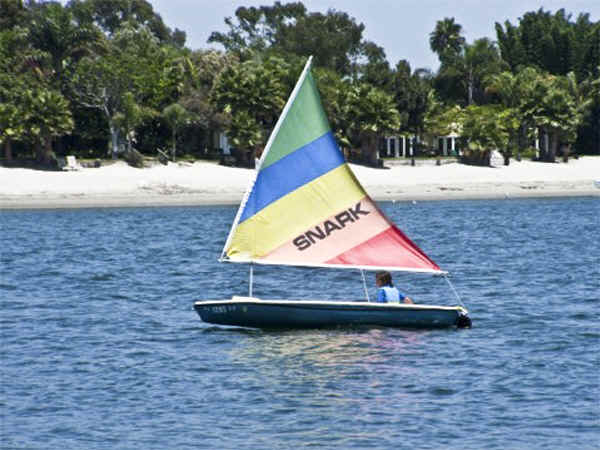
[360,270,370,302]
[443,274,465,307]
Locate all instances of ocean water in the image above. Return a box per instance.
[1,197,599,449]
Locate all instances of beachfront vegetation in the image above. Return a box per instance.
[0,0,598,168]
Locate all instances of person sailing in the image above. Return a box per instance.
[375,271,414,304]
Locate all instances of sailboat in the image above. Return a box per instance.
[194,56,471,329]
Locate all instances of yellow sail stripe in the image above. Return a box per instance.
[226,164,367,260]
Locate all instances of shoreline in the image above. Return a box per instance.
[0,185,598,210]
[1,158,598,210]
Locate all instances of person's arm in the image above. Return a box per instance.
[399,291,414,304]
[376,288,386,303]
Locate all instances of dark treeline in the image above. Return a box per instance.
[0,0,598,168]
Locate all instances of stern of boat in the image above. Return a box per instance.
[456,307,472,328]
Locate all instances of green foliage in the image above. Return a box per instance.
[392,61,432,135]
[209,2,371,78]
[424,92,462,138]
[345,83,402,135]
[23,89,74,141]
[274,9,365,77]
[436,38,508,105]
[28,1,103,87]
[574,69,600,154]
[22,88,74,162]
[212,56,289,152]
[208,3,307,57]
[460,104,515,165]
[495,9,599,79]
[1,0,596,164]
[522,72,581,161]
[71,21,184,155]
[0,27,30,149]
[358,42,394,90]
[69,0,186,47]
[0,102,22,146]
[313,67,351,147]
[121,147,145,168]
[430,17,466,64]
[162,103,189,160]
[113,91,153,154]
[344,82,402,164]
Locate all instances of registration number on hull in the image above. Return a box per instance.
[207,305,237,314]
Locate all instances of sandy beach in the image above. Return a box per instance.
[0,157,598,209]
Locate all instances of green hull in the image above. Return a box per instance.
[194,297,470,329]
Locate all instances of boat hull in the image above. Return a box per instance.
[194,297,469,329]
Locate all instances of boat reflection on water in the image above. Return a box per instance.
[225,327,429,369]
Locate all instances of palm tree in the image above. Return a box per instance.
[523,74,580,162]
[162,103,189,161]
[564,71,594,161]
[486,70,530,160]
[460,104,517,166]
[344,83,402,166]
[22,88,74,164]
[438,38,507,106]
[429,18,466,63]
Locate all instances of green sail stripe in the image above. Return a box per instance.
[261,71,330,169]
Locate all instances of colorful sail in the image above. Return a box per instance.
[221,57,444,274]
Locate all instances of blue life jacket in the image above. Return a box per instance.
[377,286,403,303]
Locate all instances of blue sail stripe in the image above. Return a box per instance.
[240,131,345,223]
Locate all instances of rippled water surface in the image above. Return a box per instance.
[2,197,599,449]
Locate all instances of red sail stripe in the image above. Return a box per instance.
[326,226,442,271]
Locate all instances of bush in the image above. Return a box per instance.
[521,147,538,160]
[460,149,491,166]
[121,149,145,168]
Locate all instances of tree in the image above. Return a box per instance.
[429,17,465,64]
[436,38,508,106]
[208,2,307,58]
[496,9,599,79]
[22,88,75,164]
[28,1,103,89]
[0,25,30,160]
[522,73,581,162]
[274,8,365,76]
[176,50,238,156]
[485,69,537,160]
[161,103,189,161]
[356,41,394,90]
[113,91,148,155]
[0,102,21,160]
[392,60,432,140]
[344,82,402,166]
[575,68,600,155]
[211,56,289,164]
[423,92,462,157]
[460,105,516,166]
[313,66,351,149]
[209,3,368,77]
[68,0,186,47]
[0,0,29,30]
[560,71,593,161]
[72,23,183,157]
